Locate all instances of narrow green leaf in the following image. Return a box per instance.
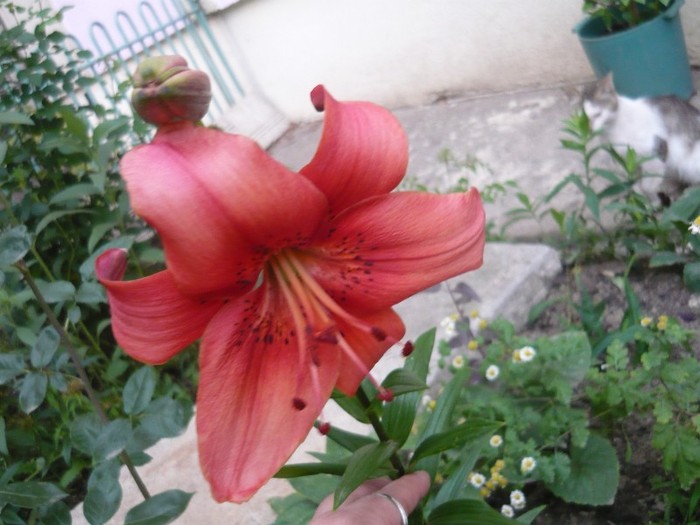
[320,423,377,453]
[411,419,502,465]
[383,328,436,445]
[123,367,157,415]
[30,326,60,368]
[50,183,102,204]
[19,372,48,414]
[0,417,8,455]
[124,489,193,525]
[35,209,92,236]
[0,481,66,509]
[0,111,34,125]
[516,505,546,524]
[427,499,517,525]
[333,441,398,508]
[381,369,428,397]
[0,226,31,267]
[433,439,487,508]
[274,463,347,478]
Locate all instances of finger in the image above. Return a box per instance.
[374,471,431,516]
[313,477,391,517]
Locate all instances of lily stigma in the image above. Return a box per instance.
[96,58,486,503]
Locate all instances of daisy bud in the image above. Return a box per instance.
[132,55,212,126]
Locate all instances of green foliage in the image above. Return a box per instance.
[0,1,194,523]
[583,0,673,32]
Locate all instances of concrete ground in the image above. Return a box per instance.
[71,81,591,524]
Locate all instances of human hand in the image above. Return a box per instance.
[310,471,431,525]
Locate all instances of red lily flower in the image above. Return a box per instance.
[96,85,485,503]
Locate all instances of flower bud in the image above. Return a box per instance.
[131,55,212,126]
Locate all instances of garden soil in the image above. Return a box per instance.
[522,260,700,524]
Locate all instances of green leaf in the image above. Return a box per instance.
[35,210,92,237]
[76,281,106,304]
[320,423,377,453]
[0,226,31,267]
[274,463,347,478]
[35,279,76,303]
[38,501,72,525]
[19,372,48,414]
[30,326,60,368]
[383,328,436,445]
[71,413,102,455]
[433,439,486,508]
[123,367,157,415]
[0,481,66,509]
[683,262,700,293]
[546,434,619,505]
[0,417,8,455]
[0,353,26,385]
[50,183,102,205]
[516,505,546,524]
[123,489,193,525]
[84,460,122,525]
[381,369,428,397]
[649,251,688,268]
[0,111,34,126]
[411,419,502,465]
[268,493,317,525]
[94,418,132,462]
[333,441,398,508]
[427,499,518,525]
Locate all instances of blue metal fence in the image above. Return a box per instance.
[70,0,245,126]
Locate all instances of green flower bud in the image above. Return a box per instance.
[131,55,212,126]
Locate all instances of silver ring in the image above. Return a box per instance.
[378,492,408,525]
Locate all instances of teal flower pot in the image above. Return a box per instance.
[574,0,693,99]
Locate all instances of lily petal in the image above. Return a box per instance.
[309,188,485,311]
[96,249,221,363]
[333,308,405,396]
[196,287,341,503]
[300,86,408,215]
[121,123,329,297]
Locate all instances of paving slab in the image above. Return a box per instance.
[71,84,570,524]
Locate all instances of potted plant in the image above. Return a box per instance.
[574,0,693,99]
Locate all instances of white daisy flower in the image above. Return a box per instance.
[500,504,515,518]
[510,489,526,510]
[485,364,500,381]
[520,456,536,474]
[452,355,465,369]
[468,472,486,488]
[518,346,536,362]
[440,314,459,338]
[689,215,700,235]
[489,434,503,448]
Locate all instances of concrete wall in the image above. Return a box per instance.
[208,0,700,121]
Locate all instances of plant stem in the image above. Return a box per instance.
[15,260,151,500]
[354,386,406,477]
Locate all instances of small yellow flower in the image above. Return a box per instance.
[468,340,479,350]
[489,434,503,448]
[657,314,668,331]
[485,479,496,491]
[434,472,444,484]
[493,459,506,472]
[485,364,500,381]
[640,316,653,327]
[520,456,536,474]
[479,487,491,498]
[470,309,480,319]
[494,473,508,488]
[689,215,700,235]
[512,349,522,363]
[427,399,437,410]
[452,355,465,369]
[478,318,488,330]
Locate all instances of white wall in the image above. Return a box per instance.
[208,0,700,121]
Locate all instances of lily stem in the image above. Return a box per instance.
[355,386,405,477]
[15,260,151,501]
